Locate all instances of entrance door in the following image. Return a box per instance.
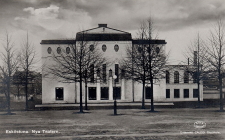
[89,87,96,100]
[113,87,121,100]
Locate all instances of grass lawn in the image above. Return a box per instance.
[0,108,224,140]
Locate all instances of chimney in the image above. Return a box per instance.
[194,51,197,65]
[98,24,107,27]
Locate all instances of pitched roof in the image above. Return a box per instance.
[76,24,132,41]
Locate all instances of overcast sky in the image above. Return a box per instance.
[0,0,225,66]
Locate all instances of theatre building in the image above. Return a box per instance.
[41,24,203,104]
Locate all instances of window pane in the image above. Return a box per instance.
[89,87,96,100]
[184,89,189,98]
[47,47,52,54]
[66,47,70,54]
[166,71,170,83]
[113,87,121,100]
[174,71,179,83]
[101,87,109,100]
[115,64,119,83]
[90,64,94,83]
[55,87,63,100]
[193,89,198,98]
[57,47,61,54]
[166,89,170,98]
[184,71,189,83]
[102,64,106,83]
[174,89,180,98]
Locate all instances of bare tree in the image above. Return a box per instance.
[122,19,167,111]
[48,33,107,113]
[18,32,37,111]
[205,19,225,111]
[183,33,208,107]
[0,31,18,114]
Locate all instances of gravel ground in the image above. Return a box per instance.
[0,108,224,140]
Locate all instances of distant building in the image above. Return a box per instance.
[40,24,203,104]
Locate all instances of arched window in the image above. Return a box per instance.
[184,71,189,83]
[166,71,170,83]
[174,71,179,83]
[57,47,61,54]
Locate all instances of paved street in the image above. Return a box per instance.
[0,108,224,140]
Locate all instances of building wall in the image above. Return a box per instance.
[42,44,76,104]
[165,66,203,101]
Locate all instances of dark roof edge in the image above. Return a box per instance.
[132,39,167,44]
[40,40,76,44]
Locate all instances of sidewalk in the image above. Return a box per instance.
[35,102,174,110]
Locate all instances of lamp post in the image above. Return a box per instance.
[113,74,117,115]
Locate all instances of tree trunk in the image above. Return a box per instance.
[17,85,20,96]
[141,79,145,109]
[7,80,11,114]
[84,78,88,110]
[79,74,83,113]
[197,80,201,108]
[150,78,154,112]
[219,75,223,111]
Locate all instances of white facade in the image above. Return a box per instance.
[41,24,203,104]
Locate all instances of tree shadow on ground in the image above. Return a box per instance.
[135,110,161,113]
[108,114,125,116]
[72,111,91,114]
[0,112,16,115]
[214,110,225,112]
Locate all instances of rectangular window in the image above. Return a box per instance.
[89,87,96,100]
[193,89,198,98]
[145,87,152,99]
[183,89,189,98]
[90,64,94,83]
[101,87,109,100]
[102,64,106,83]
[174,89,180,98]
[184,72,189,83]
[55,87,63,100]
[115,64,119,83]
[166,89,170,98]
[113,87,121,100]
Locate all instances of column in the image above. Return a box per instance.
[121,78,125,100]
[97,78,101,100]
[109,77,113,100]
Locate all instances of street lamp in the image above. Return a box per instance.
[113,74,117,115]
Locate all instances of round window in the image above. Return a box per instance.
[90,45,94,51]
[57,47,61,54]
[114,44,119,52]
[102,44,107,52]
[156,47,160,54]
[138,47,142,53]
[66,47,70,54]
[47,47,52,54]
